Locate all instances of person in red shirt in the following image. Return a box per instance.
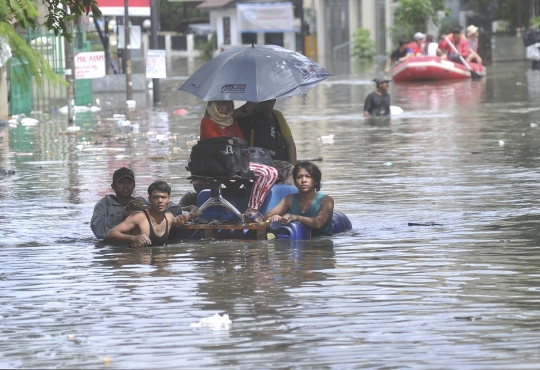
[439,26,469,64]
[200,101,278,223]
[408,32,425,56]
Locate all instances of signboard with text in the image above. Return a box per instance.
[146,50,167,79]
[94,0,150,16]
[75,52,106,79]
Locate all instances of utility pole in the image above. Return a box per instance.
[151,0,160,103]
[124,0,133,100]
[63,9,75,125]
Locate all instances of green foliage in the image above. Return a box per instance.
[531,16,540,29]
[159,0,202,32]
[438,17,456,36]
[389,0,445,44]
[196,31,216,60]
[351,28,376,60]
[496,0,518,31]
[1,0,101,85]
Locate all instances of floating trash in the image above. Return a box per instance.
[383,162,392,166]
[21,118,38,126]
[126,100,136,108]
[173,108,189,116]
[531,123,538,128]
[67,126,81,132]
[190,313,232,330]
[117,119,131,127]
[317,134,335,144]
[499,140,505,146]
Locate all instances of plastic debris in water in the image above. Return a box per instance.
[67,334,76,340]
[317,134,335,144]
[531,123,538,128]
[67,126,81,132]
[130,123,140,133]
[103,357,112,365]
[267,232,276,240]
[126,100,136,108]
[173,108,189,116]
[499,140,505,146]
[117,119,131,127]
[190,313,232,330]
[383,162,392,166]
[21,118,39,126]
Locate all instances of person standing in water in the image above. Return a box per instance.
[363,78,391,117]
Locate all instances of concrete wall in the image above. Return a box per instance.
[492,35,527,62]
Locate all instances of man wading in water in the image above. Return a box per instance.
[106,181,202,247]
[364,78,392,117]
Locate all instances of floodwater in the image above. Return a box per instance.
[2,54,540,369]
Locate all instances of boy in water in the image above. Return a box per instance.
[106,181,202,247]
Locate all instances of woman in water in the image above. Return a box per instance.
[264,161,334,237]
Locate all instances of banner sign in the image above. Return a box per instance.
[237,3,294,33]
[117,26,141,49]
[146,50,167,79]
[95,0,150,16]
[75,51,106,79]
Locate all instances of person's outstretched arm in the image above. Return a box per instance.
[171,207,203,227]
[106,212,151,247]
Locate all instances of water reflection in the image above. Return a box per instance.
[5,53,540,367]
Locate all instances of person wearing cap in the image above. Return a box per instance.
[384,38,413,73]
[439,26,470,64]
[91,167,138,239]
[409,32,426,56]
[106,181,202,247]
[363,78,391,117]
[466,25,483,64]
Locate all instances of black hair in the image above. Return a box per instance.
[452,26,462,34]
[292,161,322,192]
[399,38,409,46]
[148,181,171,196]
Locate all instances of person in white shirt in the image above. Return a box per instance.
[423,34,440,56]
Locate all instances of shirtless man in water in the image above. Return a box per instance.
[106,181,202,247]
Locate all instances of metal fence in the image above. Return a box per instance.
[9,26,93,116]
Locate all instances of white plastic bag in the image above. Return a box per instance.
[0,37,12,68]
[526,43,540,61]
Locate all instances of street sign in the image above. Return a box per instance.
[146,50,167,79]
[75,52,106,79]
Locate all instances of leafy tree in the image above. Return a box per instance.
[196,31,216,60]
[351,28,376,60]
[390,0,445,44]
[1,0,101,84]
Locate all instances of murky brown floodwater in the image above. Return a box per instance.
[3,52,540,368]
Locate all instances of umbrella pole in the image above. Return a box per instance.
[250,130,255,146]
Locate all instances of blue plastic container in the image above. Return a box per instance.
[332,211,353,234]
[268,221,311,240]
[268,211,353,240]
[198,183,298,221]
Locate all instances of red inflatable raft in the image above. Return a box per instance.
[391,56,486,82]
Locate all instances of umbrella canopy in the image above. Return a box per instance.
[178,45,332,102]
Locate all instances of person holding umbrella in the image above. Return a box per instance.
[233,99,297,166]
[200,100,278,223]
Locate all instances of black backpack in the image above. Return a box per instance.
[187,136,252,178]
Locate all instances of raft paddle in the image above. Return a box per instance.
[443,36,481,80]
